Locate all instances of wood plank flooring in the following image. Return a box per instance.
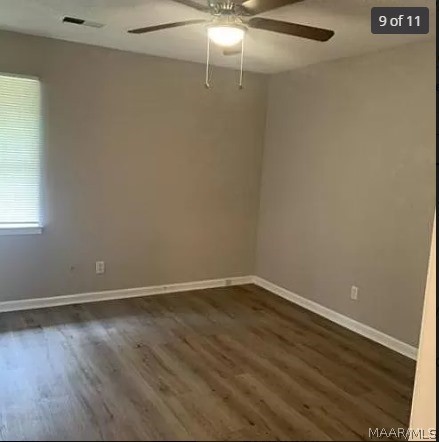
[0,284,416,441]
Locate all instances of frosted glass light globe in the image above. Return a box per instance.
[208,25,245,47]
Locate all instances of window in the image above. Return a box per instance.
[0,74,41,235]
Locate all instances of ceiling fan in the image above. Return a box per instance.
[128,0,334,47]
[128,0,334,87]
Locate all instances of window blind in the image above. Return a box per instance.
[0,74,41,228]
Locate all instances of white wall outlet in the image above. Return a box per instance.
[96,261,105,275]
[351,285,359,301]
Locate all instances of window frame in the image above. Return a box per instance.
[0,72,43,236]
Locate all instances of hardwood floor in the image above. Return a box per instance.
[0,284,415,441]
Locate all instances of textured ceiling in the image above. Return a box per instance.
[0,0,435,73]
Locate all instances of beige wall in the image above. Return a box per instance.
[256,41,435,346]
[410,215,436,440]
[0,31,434,349]
[0,30,267,301]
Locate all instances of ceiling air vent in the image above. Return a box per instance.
[62,16,104,28]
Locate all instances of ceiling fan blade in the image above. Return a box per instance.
[241,0,303,15]
[171,0,211,12]
[223,46,242,56]
[128,19,207,34]
[248,17,334,41]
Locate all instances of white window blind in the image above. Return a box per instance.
[0,74,41,229]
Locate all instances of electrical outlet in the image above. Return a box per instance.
[96,261,105,275]
[351,285,359,301]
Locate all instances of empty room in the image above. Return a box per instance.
[0,0,436,441]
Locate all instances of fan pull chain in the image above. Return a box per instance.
[205,33,211,89]
[239,33,245,89]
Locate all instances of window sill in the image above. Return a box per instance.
[0,225,43,236]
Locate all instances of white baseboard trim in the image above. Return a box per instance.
[0,274,417,360]
[0,276,253,314]
[252,276,418,360]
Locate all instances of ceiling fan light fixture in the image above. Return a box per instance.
[208,25,245,47]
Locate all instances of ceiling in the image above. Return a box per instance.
[0,0,435,73]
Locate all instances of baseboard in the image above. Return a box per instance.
[252,276,418,361]
[0,275,253,314]
[0,274,418,360]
